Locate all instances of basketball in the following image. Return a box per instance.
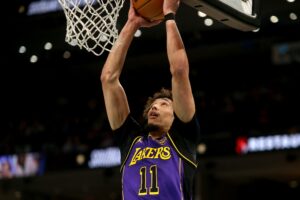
[133,0,164,21]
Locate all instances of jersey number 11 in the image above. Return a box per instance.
[138,165,159,196]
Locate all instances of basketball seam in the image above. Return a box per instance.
[134,0,152,10]
[150,11,163,19]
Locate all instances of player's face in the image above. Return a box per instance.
[147,98,174,131]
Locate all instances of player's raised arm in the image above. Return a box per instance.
[101,1,161,130]
[164,0,195,123]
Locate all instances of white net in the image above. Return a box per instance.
[58,0,125,56]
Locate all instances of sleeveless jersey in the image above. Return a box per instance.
[114,114,200,200]
[122,135,184,199]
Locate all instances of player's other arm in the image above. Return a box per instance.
[101,2,161,130]
[100,22,134,130]
[165,0,195,123]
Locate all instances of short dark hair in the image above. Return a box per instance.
[143,88,172,119]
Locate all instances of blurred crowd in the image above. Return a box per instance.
[2,65,300,159]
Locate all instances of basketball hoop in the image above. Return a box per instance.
[58,0,125,56]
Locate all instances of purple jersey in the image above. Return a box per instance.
[115,115,200,200]
[122,135,184,200]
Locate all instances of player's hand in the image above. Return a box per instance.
[128,0,162,28]
[163,0,180,15]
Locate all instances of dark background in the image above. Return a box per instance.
[1,0,300,199]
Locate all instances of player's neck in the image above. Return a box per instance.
[149,131,165,139]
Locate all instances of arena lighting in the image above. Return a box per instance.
[197,143,207,154]
[236,133,300,154]
[26,0,98,15]
[27,0,62,15]
[134,29,142,38]
[76,154,85,165]
[182,0,260,31]
[88,147,121,168]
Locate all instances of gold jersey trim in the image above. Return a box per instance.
[166,133,198,168]
[120,136,143,172]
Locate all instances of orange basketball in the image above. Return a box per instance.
[133,0,164,21]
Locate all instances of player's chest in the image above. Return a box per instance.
[126,137,180,168]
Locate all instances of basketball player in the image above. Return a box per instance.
[100,0,200,199]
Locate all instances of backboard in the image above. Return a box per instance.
[182,0,260,31]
